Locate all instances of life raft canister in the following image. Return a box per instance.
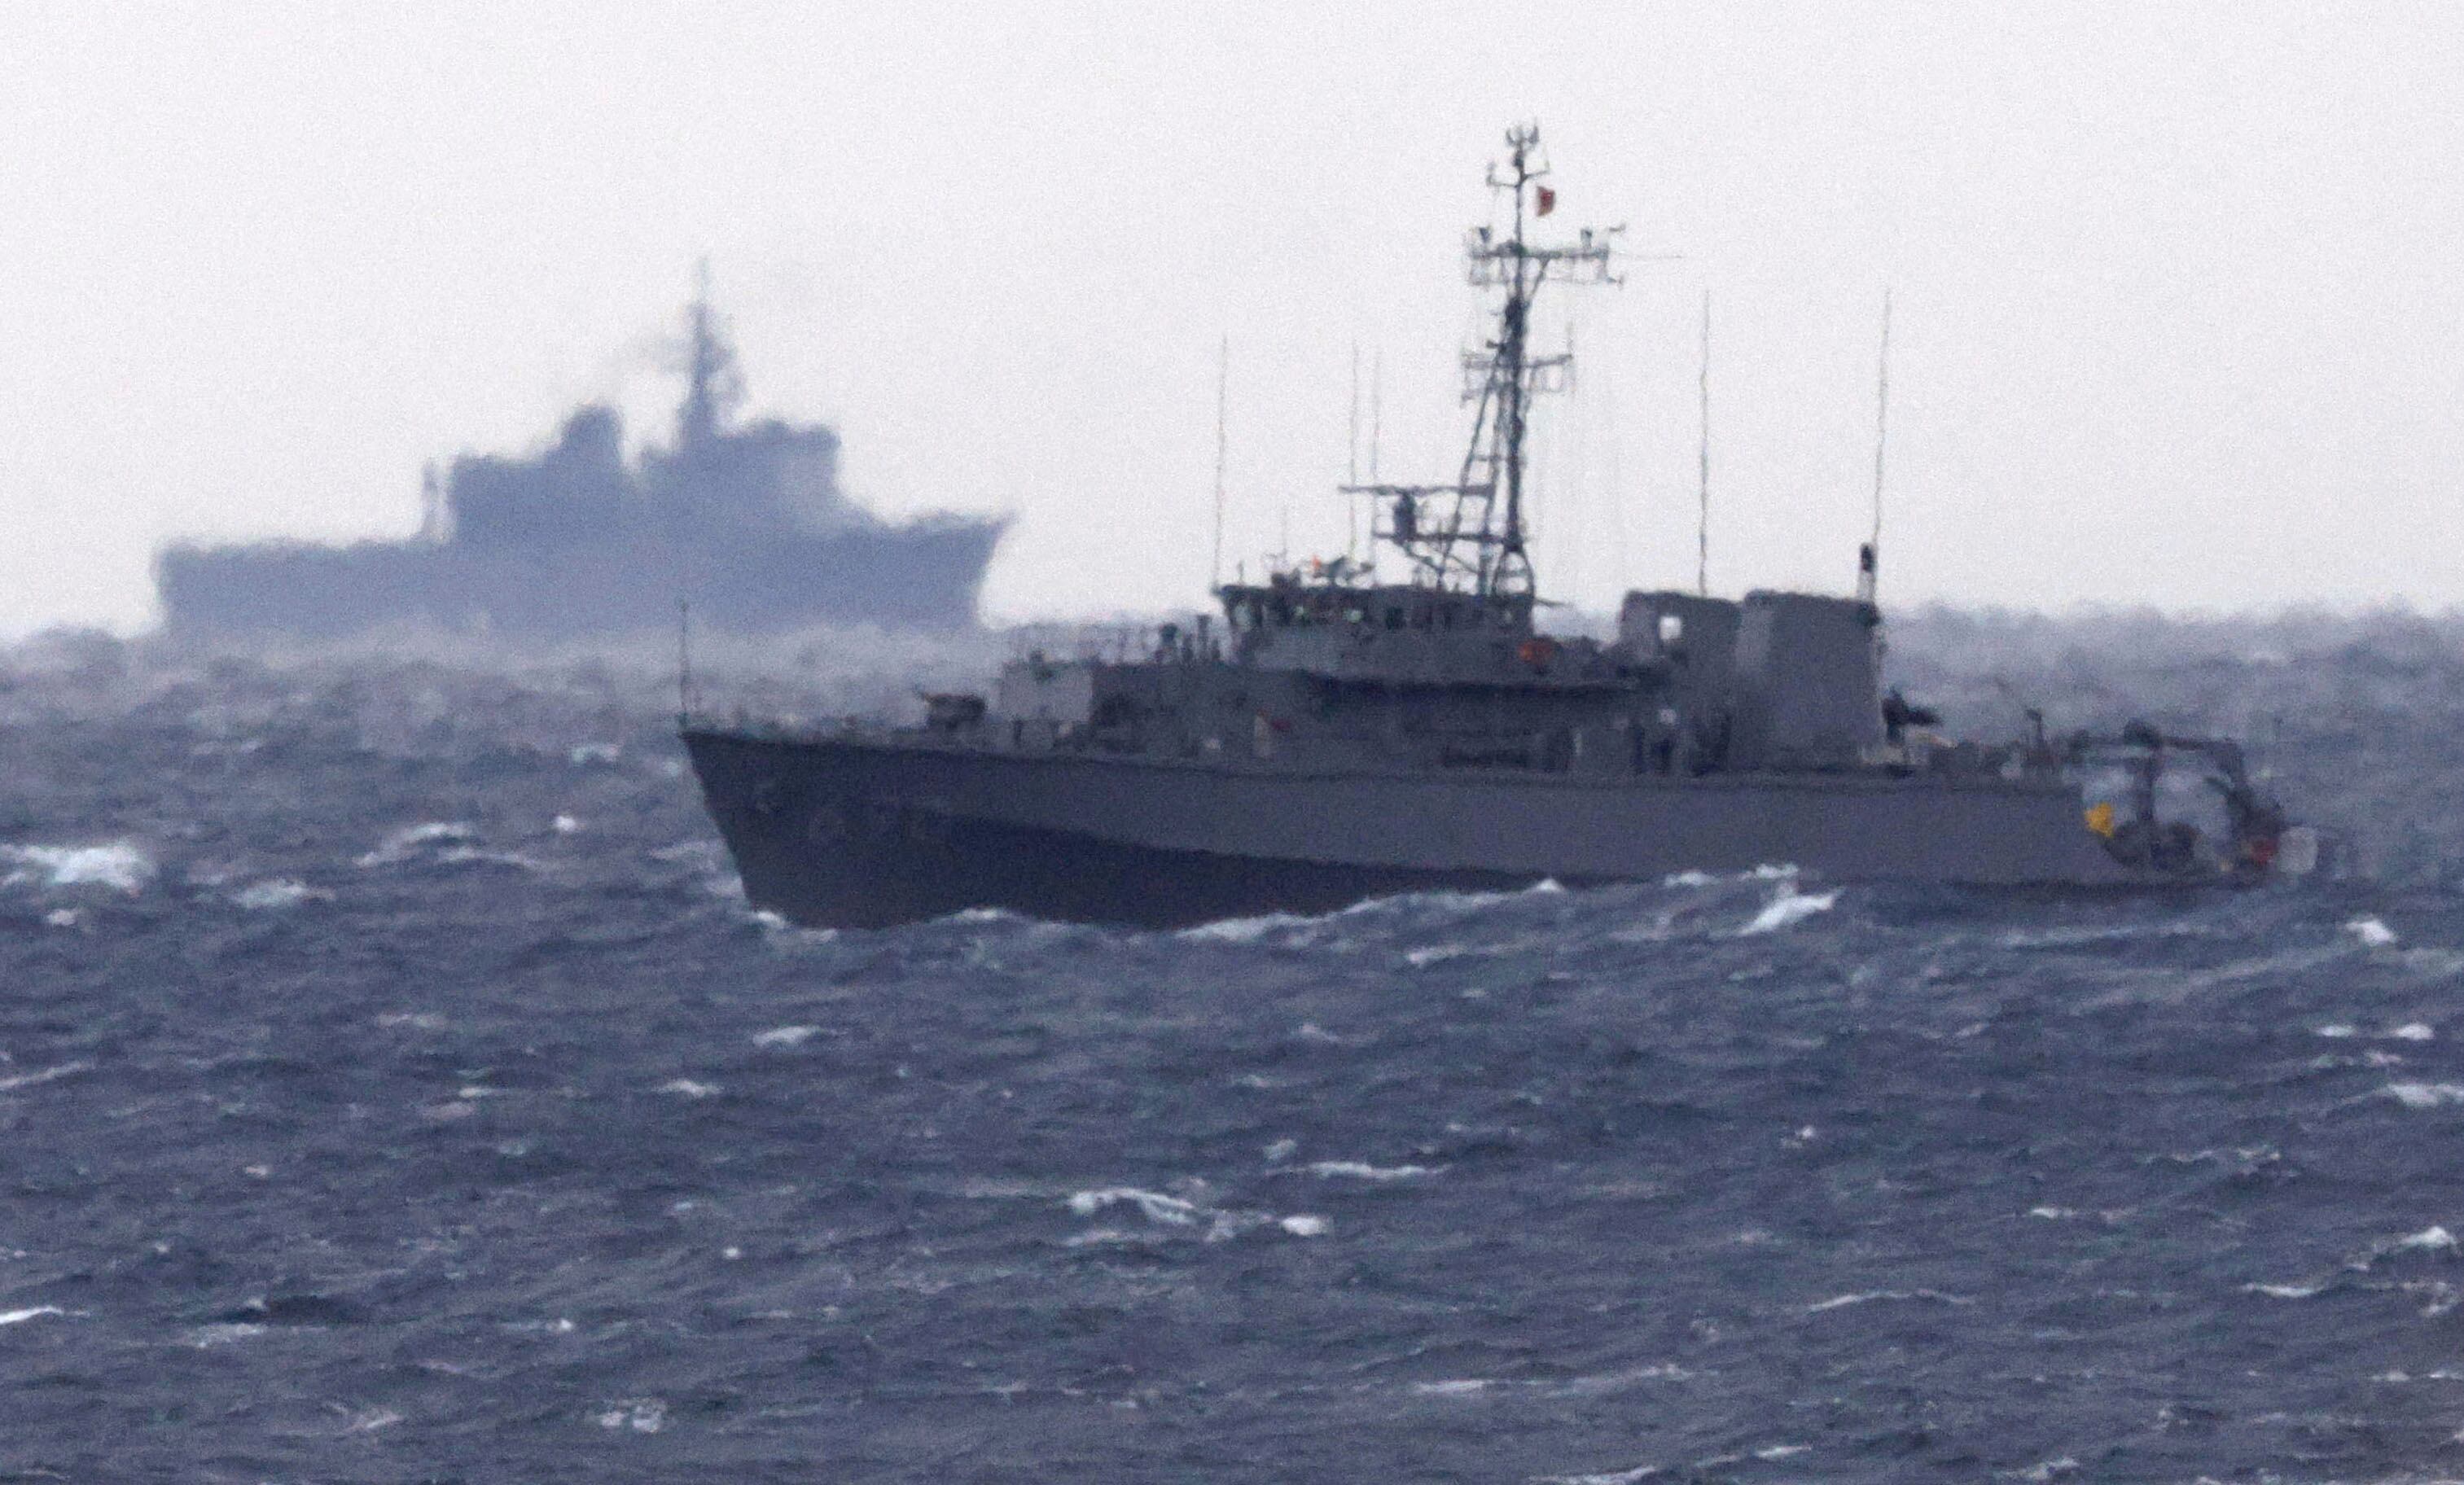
[1517,637,1558,669]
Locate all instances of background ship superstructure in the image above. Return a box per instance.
[153,281,1006,640]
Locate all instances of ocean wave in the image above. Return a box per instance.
[235,878,330,910]
[1740,886,1839,935]
[2346,917,2399,948]
[2383,1083,2464,1110]
[1532,1463,1661,1483]
[2377,1225,2457,1259]
[1304,1160,1444,1181]
[1067,1187,1198,1225]
[1805,1289,1973,1313]
[1065,1185,1325,1243]
[751,1025,824,1048]
[355,821,476,869]
[591,1399,666,1433]
[2,840,155,894]
[1178,912,1312,944]
[0,1061,93,1093]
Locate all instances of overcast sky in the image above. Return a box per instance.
[5,2,2461,637]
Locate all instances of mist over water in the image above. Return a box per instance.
[4,609,2463,1481]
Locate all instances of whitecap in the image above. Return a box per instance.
[1264,1138,1298,1163]
[1066,1188,1197,1226]
[1412,1378,1494,1397]
[2347,917,2399,948]
[752,1025,822,1048]
[356,821,476,868]
[1660,870,1715,888]
[1805,1289,1971,1313]
[436,846,545,873]
[0,1061,91,1093]
[1533,1465,1659,1485]
[2019,1459,2080,1483]
[1179,912,1309,944]
[42,909,79,928]
[334,1406,404,1434]
[1740,887,1839,936]
[1755,1444,1810,1461]
[235,878,328,910]
[2028,1206,2080,1220]
[551,814,583,834]
[2244,1282,2323,1299]
[3,840,155,894]
[1553,1364,1691,1395]
[1062,1227,1150,1248]
[568,742,622,767]
[2392,1225,2457,1254]
[1278,1214,1328,1237]
[1750,862,1800,880]
[0,1306,65,1326]
[189,1322,266,1347]
[2317,1024,2359,1039]
[592,1398,666,1433]
[946,906,1022,925]
[655,1079,720,1098]
[1305,1160,1442,1181]
[2392,1023,2437,1041]
[2383,1082,2464,1109]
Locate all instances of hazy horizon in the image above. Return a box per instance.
[7,2,2461,640]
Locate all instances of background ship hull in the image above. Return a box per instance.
[155,520,1003,640]
[685,728,2139,930]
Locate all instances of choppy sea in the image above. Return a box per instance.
[6,608,2464,1483]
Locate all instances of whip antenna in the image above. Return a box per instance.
[1861,288,1892,605]
[1698,290,1712,598]
[1368,350,1383,483]
[676,599,693,727]
[1212,335,1229,593]
[1347,342,1361,560]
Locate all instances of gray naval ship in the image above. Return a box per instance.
[155,274,1005,640]
[686,127,2313,930]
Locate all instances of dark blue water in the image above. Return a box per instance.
[4,618,2463,1483]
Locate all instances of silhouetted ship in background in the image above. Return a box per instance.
[154,278,1006,640]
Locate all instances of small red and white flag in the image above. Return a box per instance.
[1535,186,1556,217]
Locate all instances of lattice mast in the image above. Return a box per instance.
[677,260,743,453]
[1345,125,1620,598]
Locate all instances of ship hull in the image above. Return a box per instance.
[684,728,2141,931]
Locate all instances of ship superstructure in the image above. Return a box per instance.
[683,127,2308,930]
